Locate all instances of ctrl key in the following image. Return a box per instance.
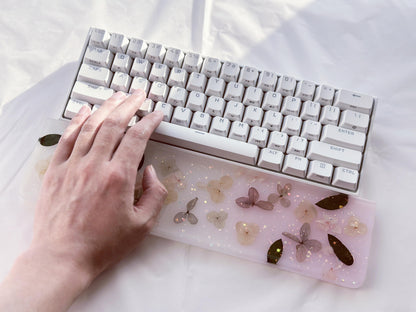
[332,167,359,191]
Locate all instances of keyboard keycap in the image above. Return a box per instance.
[130,58,151,78]
[242,86,263,107]
[89,28,111,48]
[130,77,150,94]
[282,154,308,178]
[261,91,282,111]
[126,38,148,59]
[186,72,207,92]
[300,100,320,121]
[111,72,132,92]
[224,101,244,121]
[145,43,166,63]
[339,110,370,133]
[108,33,129,53]
[183,52,203,72]
[334,89,374,114]
[164,48,184,68]
[307,141,362,170]
[243,106,263,126]
[262,110,282,131]
[152,122,259,165]
[224,82,244,102]
[148,82,169,102]
[149,63,169,83]
[77,64,113,87]
[209,116,230,137]
[258,148,284,171]
[64,99,91,119]
[276,75,296,96]
[248,126,269,148]
[295,80,316,101]
[238,66,259,87]
[136,99,154,117]
[281,96,301,116]
[319,105,340,125]
[201,57,222,78]
[154,102,173,121]
[307,160,333,184]
[167,67,188,88]
[332,167,359,190]
[281,115,302,136]
[167,86,188,107]
[111,53,133,73]
[229,121,249,142]
[190,112,211,132]
[205,77,226,97]
[300,120,321,141]
[71,81,114,105]
[219,61,240,82]
[205,97,225,116]
[171,107,192,127]
[267,131,288,152]
[314,85,335,106]
[287,136,308,157]
[321,124,366,152]
[83,46,114,68]
[257,71,278,91]
[186,91,206,111]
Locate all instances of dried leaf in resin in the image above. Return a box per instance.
[38,134,61,146]
[267,239,283,264]
[315,193,348,210]
[328,234,354,266]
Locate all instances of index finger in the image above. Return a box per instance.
[111,110,163,172]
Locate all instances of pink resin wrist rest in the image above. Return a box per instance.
[21,119,376,288]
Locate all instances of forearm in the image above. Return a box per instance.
[0,246,93,312]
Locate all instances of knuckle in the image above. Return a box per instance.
[81,121,96,134]
[102,116,122,130]
[107,165,128,185]
[128,126,151,142]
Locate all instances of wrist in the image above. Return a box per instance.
[6,244,95,311]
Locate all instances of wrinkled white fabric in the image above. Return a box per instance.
[0,0,416,311]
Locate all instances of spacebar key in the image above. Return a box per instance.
[151,122,259,165]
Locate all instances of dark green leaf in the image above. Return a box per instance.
[328,234,354,266]
[267,239,283,265]
[38,134,61,146]
[315,193,348,210]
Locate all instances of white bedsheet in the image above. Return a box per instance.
[1,0,415,311]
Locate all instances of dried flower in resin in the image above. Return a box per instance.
[207,211,228,229]
[235,187,273,210]
[294,200,317,222]
[343,216,367,237]
[235,221,259,245]
[207,175,233,203]
[174,197,199,224]
[163,184,178,205]
[316,214,342,234]
[267,183,292,207]
[35,159,50,179]
[159,158,180,177]
[282,222,322,262]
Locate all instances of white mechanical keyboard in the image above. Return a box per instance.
[63,28,376,193]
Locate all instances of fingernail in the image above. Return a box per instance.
[133,88,145,97]
[113,91,126,99]
[78,105,89,116]
[148,164,157,178]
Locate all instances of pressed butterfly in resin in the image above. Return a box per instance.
[174,197,199,224]
[282,223,322,262]
[235,187,273,210]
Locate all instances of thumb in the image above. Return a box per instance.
[134,165,168,224]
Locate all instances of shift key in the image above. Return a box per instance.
[306,141,362,170]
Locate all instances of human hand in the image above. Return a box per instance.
[31,89,167,279]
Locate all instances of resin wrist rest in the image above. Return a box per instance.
[21,119,376,288]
